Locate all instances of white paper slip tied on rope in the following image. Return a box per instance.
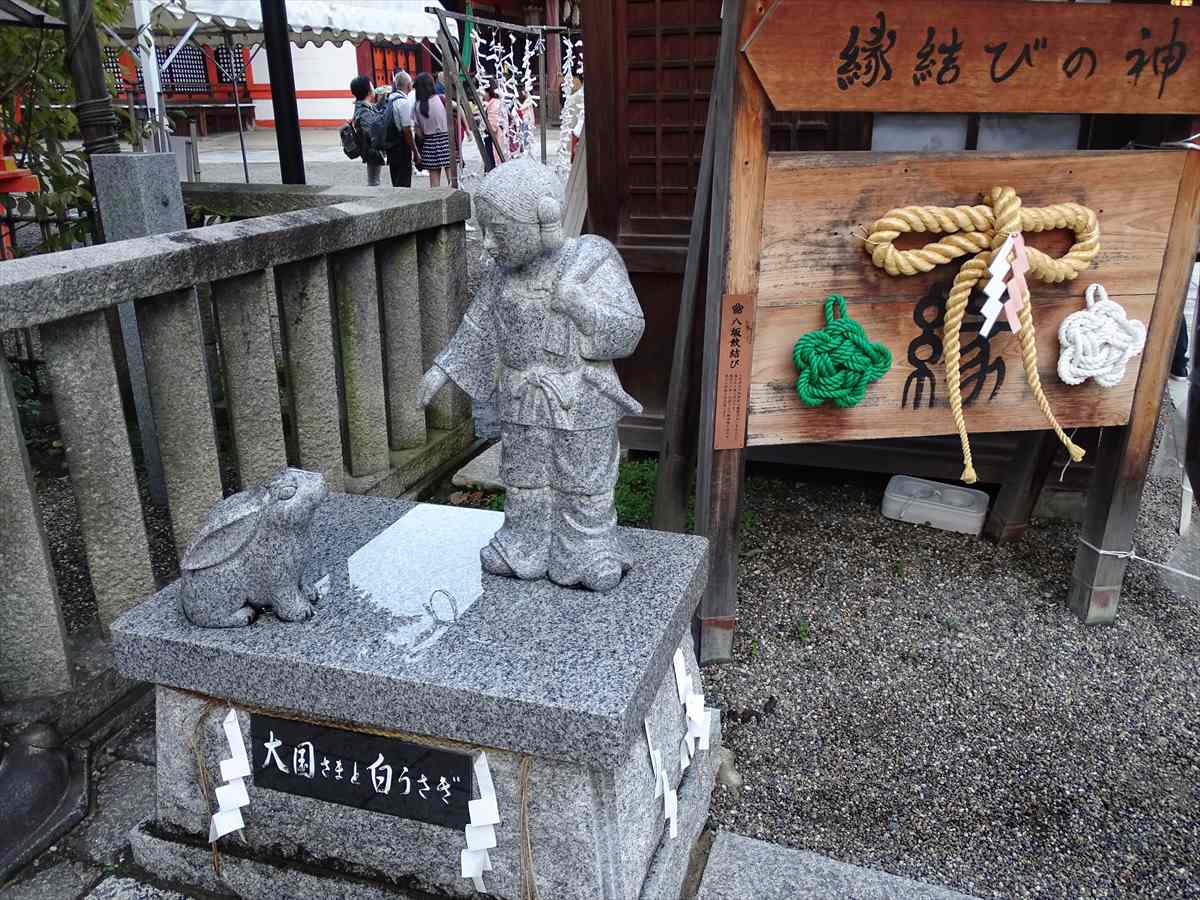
[209,709,252,842]
[644,716,665,799]
[672,648,692,705]
[699,708,715,751]
[461,752,500,893]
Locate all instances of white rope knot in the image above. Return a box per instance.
[1057,284,1147,387]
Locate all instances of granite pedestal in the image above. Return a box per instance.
[111,496,717,900]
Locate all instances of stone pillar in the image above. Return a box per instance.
[42,311,156,629]
[92,153,190,509]
[276,256,345,490]
[418,225,472,431]
[0,363,73,699]
[136,289,225,553]
[377,235,427,450]
[212,271,289,489]
[332,245,390,477]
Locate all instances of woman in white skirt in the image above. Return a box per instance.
[413,72,452,187]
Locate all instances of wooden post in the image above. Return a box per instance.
[439,22,489,172]
[695,0,771,663]
[432,9,507,169]
[60,0,121,157]
[1068,150,1200,624]
[581,0,617,240]
[653,94,717,533]
[439,29,460,188]
[983,431,1059,543]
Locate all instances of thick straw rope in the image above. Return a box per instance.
[865,187,1099,483]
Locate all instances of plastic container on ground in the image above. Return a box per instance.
[882,475,990,536]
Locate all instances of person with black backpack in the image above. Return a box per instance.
[385,71,421,188]
[345,75,385,185]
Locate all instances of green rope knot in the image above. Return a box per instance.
[793,294,892,408]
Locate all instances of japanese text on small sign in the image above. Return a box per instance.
[249,713,473,830]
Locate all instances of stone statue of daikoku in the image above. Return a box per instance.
[418,158,645,592]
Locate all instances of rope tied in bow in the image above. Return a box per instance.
[793,294,892,408]
[1057,283,1146,388]
[865,186,1100,483]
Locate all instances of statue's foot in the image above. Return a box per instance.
[579,557,625,593]
[274,591,315,622]
[223,605,258,627]
[480,543,515,576]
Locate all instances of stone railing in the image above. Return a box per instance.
[0,188,472,700]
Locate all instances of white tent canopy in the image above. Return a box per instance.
[116,0,455,47]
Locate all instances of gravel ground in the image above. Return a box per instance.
[705,409,1199,900]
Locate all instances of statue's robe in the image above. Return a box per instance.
[435,235,646,587]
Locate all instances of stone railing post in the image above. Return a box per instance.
[377,235,427,450]
[0,362,73,698]
[137,289,225,553]
[211,270,289,488]
[41,311,156,628]
[418,224,471,431]
[332,245,390,477]
[275,256,344,492]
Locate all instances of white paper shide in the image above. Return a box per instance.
[210,709,252,842]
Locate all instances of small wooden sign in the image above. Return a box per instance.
[249,713,473,829]
[714,293,756,450]
[744,0,1200,115]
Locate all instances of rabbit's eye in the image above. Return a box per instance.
[272,479,298,501]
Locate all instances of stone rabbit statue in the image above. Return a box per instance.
[180,468,328,628]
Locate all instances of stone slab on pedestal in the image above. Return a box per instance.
[697,834,978,900]
[112,496,716,900]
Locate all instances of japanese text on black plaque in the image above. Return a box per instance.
[249,713,473,829]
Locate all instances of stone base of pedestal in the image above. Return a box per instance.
[113,496,717,900]
[129,712,718,900]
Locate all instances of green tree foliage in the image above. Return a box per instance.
[0,0,128,254]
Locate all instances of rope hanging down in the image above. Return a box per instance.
[1057,283,1147,387]
[793,294,892,408]
[864,187,1100,483]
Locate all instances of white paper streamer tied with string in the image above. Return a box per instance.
[1057,283,1147,387]
[209,709,252,841]
[461,752,499,892]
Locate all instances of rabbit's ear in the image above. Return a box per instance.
[180,489,268,572]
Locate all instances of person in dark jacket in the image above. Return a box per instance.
[349,75,384,186]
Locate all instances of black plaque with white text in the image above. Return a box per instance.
[248,713,473,829]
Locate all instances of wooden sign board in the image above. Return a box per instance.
[744,0,1200,114]
[740,149,1186,447]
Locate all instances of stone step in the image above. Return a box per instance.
[697,833,978,900]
